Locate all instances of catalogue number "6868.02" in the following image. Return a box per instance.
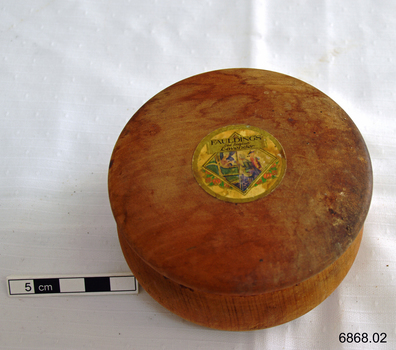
[339,333,387,344]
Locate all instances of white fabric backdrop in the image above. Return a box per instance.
[1,1,395,349]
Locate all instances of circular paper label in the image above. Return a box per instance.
[192,125,286,203]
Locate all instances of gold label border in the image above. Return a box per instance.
[192,125,287,203]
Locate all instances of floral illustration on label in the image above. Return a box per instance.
[192,125,286,203]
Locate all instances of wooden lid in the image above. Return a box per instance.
[108,68,372,296]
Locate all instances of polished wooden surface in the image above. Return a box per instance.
[108,69,373,329]
[119,226,363,331]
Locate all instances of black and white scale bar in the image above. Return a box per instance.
[7,273,138,297]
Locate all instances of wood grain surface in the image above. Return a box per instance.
[119,226,363,330]
[108,68,373,329]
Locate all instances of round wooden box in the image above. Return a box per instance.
[108,69,373,331]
